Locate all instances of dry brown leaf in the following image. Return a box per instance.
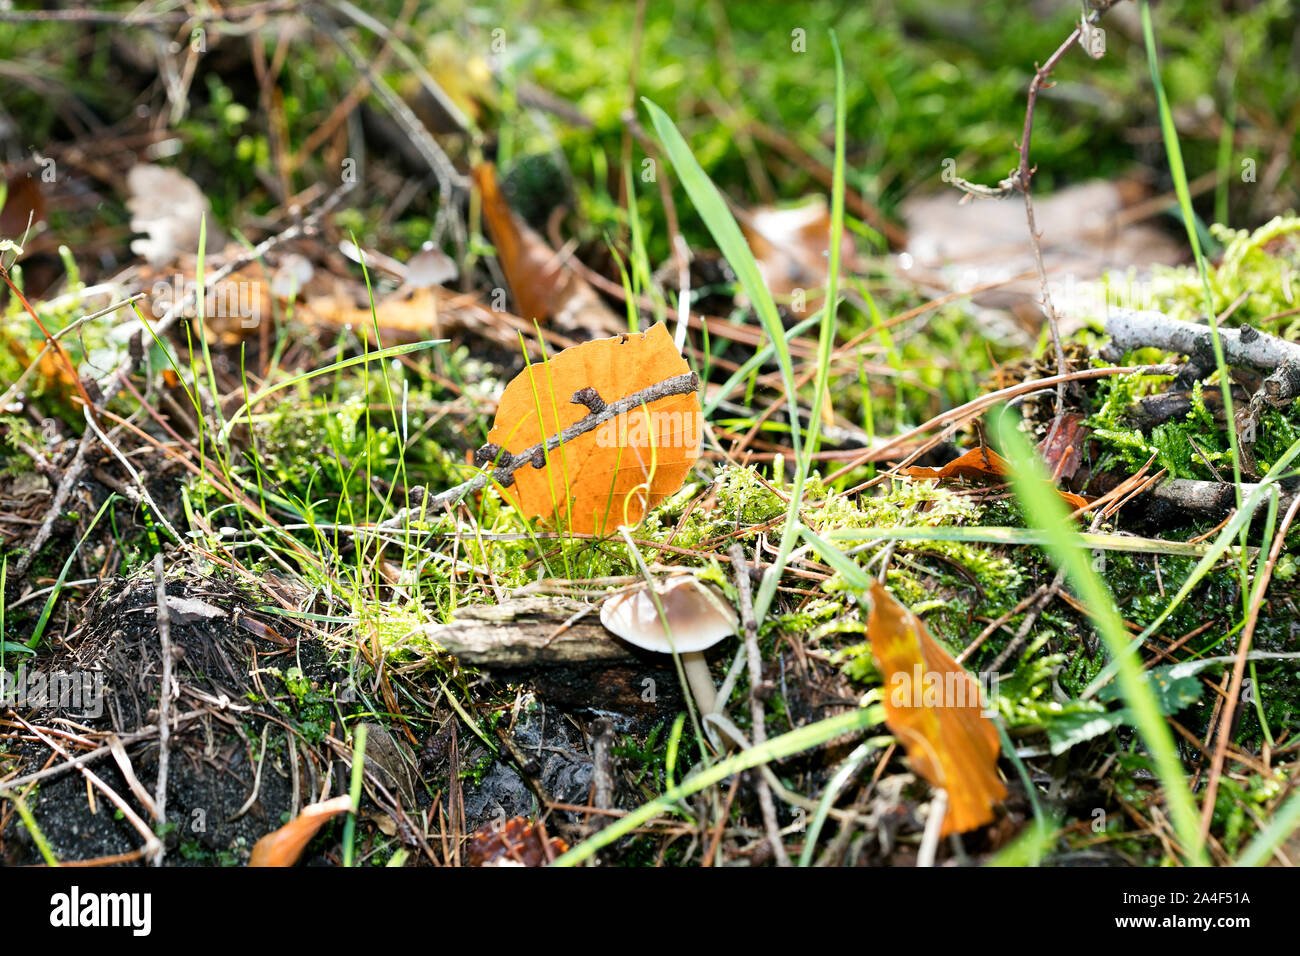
[0,173,46,238]
[903,446,1088,511]
[247,795,353,867]
[473,162,621,336]
[901,179,1186,339]
[867,581,1006,836]
[741,196,858,318]
[902,446,1007,483]
[127,163,222,267]
[483,322,700,535]
[1037,412,1090,482]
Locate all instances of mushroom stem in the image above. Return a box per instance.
[681,652,718,716]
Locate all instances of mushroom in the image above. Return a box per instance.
[271,253,314,299]
[599,575,737,714]
[405,241,458,289]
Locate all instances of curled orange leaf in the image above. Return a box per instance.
[483,322,701,535]
[867,581,1006,836]
[903,446,1088,511]
[902,446,1008,483]
[248,795,353,867]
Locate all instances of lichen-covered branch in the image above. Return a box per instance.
[1102,309,1300,372]
[1151,478,1294,515]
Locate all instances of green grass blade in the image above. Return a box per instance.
[1084,435,1300,696]
[342,723,367,868]
[797,738,886,866]
[1236,787,1300,867]
[28,495,119,649]
[219,340,443,442]
[3,793,58,865]
[647,32,847,624]
[991,407,1205,865]
[551,705,881,866]
[823,525,1232,558]
[1141,1,1243,503]
[703,312,821,416]
[643,98,796,412]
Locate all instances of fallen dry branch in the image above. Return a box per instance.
[1150,477,1294,515]
[1126,386,1245,431]
[946,0,1125,434]
[1102,308,1300,372]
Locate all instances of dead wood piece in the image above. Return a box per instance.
[1103,309,1300,373]
[424,597,633,667]
[1126,387,1246,431]
[1151,478,1294,516]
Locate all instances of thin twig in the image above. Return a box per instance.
[0,1,298,23]
[948,1,1124,441]
[824,364,1178,485]
[0,712,205,792]
[13,716,162,863]
[311,5,468,247]
[729,542,791,866]
[152,553,174,865]
[989,566,1067,672]
[1198,492,1300,840]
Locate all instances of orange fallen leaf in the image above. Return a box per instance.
[867,581,1006,836]
[903,446,1007,483]
[139,262,274,345]
[483,322,700,535]
[4,337,77,404]
[473,162,621,336]
[903,446,1088,511]
[248,795,353,867]
[307,286,450,341]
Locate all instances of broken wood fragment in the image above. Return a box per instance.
[422,597,681,718]
[422,597,634,666]
[1125,386,1246,431]
[1150,478,1294,516]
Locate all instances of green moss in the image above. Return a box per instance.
[1136,216,1300,330]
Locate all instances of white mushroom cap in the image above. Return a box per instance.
[405,242,458,288]
[271,253,315,299]
[599,576,738,654]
